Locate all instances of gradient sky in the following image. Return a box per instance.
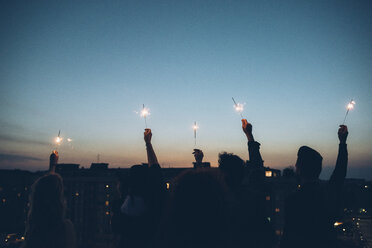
[1,0,371,179]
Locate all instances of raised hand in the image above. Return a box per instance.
[192,149,204,163]
[49,150,59,173]
[242,119,254,141]
[338,125,348,144]
[144,128,152,144]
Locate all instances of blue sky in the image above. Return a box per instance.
[1,0,371,179]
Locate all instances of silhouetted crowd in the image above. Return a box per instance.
[22,119,349,248]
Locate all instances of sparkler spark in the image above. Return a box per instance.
[140,104,150,128]
[232,97,244,118]
[343,99,356,124]
[55,130,62,145]
[55,136,63,144]
[193,121,199,146]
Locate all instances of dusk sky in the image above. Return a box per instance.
[1,0,371,179]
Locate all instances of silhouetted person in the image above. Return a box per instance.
[24,155,76,248]
[155,168,230,248]
[280,125,349,248]
[218,119,276,248]
[192,149,210,168]
[113,128,166,248]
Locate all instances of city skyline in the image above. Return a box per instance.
[1,0,372,179]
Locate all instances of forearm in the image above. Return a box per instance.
[330,143,348,184]
[248,141,264,167]
[146,142,159,167]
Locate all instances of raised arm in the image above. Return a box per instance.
[242,119,263,167]
[144,128,159,167]
[329,125,348,185]
[49,150,59,173]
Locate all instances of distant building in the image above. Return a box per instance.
[56,163,80,173]
[90,163,109,170]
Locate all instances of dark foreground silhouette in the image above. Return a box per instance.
[280,125,348,248]
[23,164,76,248]
[19,121,348,248]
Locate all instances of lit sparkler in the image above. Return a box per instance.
[55,130,63,144]
[54,130,63,151]
[140,104,150,128]
[193,121,199,146]
[232,97,244,118]
[343,99,356,124]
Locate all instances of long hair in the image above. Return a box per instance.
[24,173,66,248]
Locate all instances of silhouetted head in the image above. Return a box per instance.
[164,169,229,247]
[128,164,148,196]
[296,146,323,181]
[25,174,66,248]
[218,152,245,188]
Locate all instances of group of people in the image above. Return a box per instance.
[22,119,349,248]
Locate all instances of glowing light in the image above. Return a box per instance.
[334,222,343,227]
[342,99,356,124]
[193,122,199,131]
[234,103,244,113]
[347,103,354,110]
[166,182,170,190]
[105,211,110,215]
[55,136,63,144]
[265,171,272,177]
[232,97,245,118]
[141,106,150,118]
[275,208,280,212]
[138,104,150,128]
[193,121,199,146]
[67,138,72,142]
[105,201,109,206]
[75,192,79,197]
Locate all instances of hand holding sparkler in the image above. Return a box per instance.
[144,128,152,144]
[192,149,204,163]
[144,128,159,166]
[242,119,254,142]
[338,125,348,144]
[49,150,59,173]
